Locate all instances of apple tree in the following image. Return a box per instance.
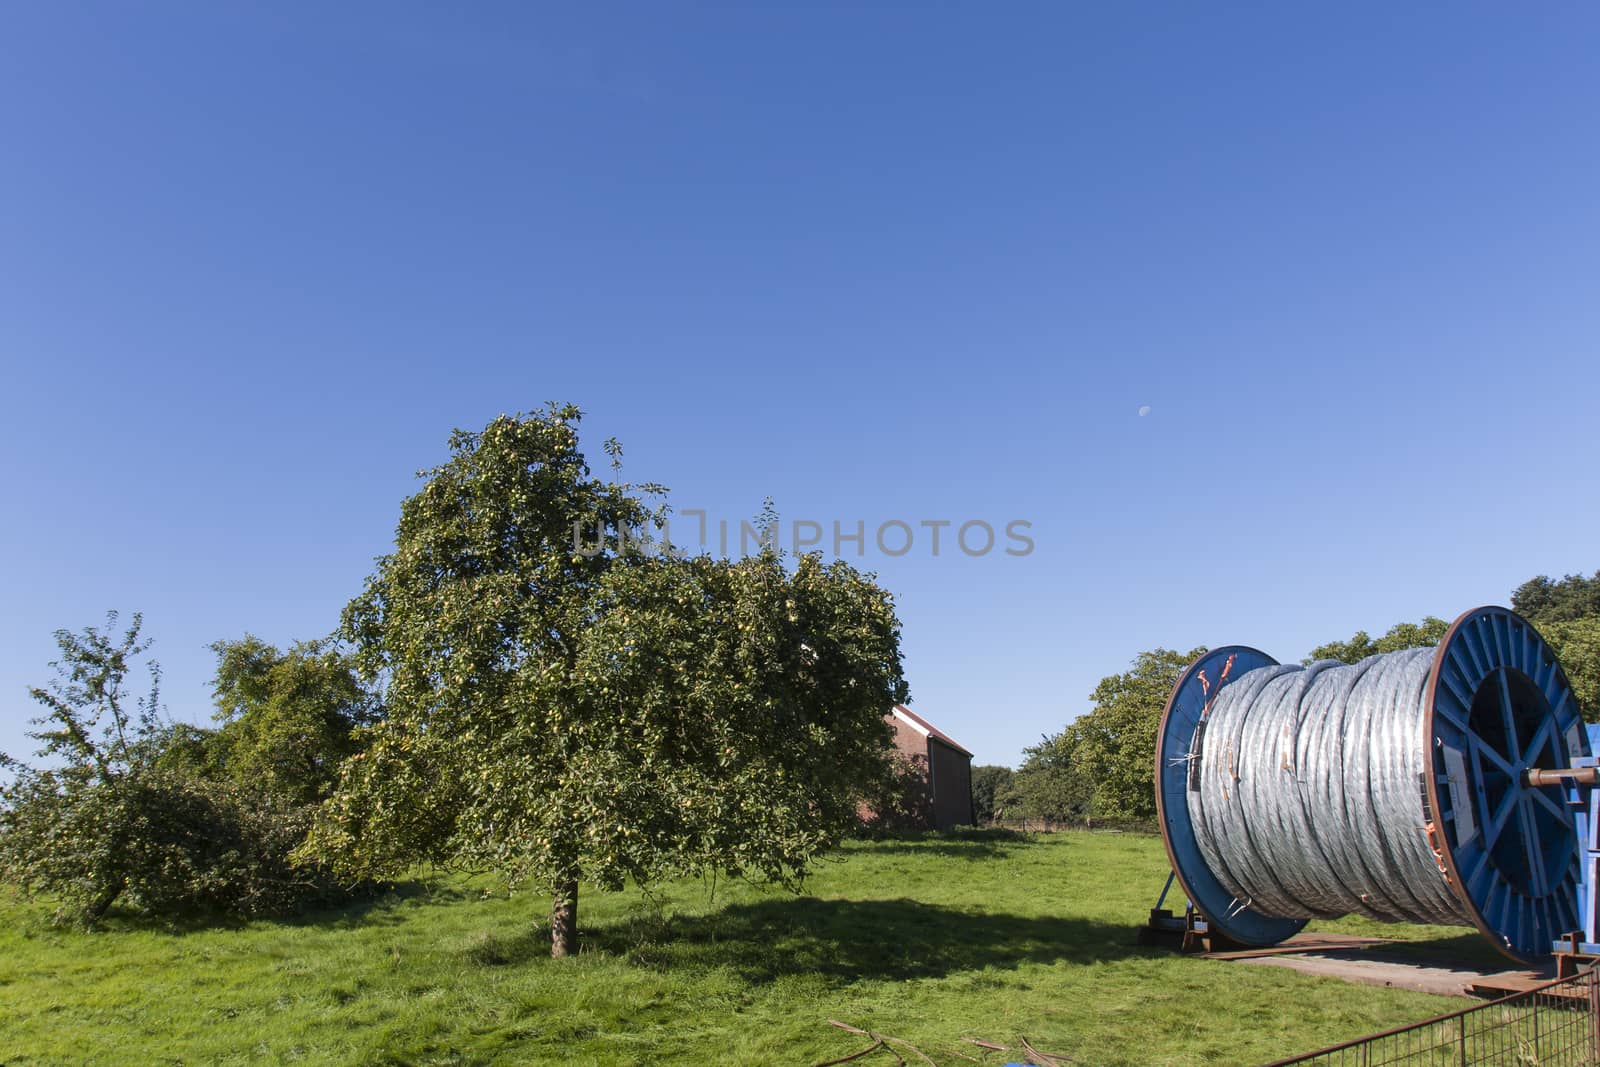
[304,406,907,956]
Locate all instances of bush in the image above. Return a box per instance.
[204,636,378,805]
[1002,760,1095,823]
[0,613,365,923]
[1,770,349,921]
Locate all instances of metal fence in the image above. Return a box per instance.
[1263,968,1599,1067]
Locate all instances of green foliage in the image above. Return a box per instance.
[3,770,343,921]
[204,636,376,804]
[1304,616,1449,665]
[1512,573,1600,722]
[1006,734,1095,823]
[304,408,907,952]
[0,613,358,923]
[1004,649,1198,824]
[0,612,163,919]
[1065,648,1203,821]
[969,764,1013,824]
[1512,571,1600,624]
[146,721,226,780]
[1540,616,1600,722]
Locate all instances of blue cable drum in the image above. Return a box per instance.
[1155,645,1308,948]
[1154,606,1590,963]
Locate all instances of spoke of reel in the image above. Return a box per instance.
[1528,785,1568,824]
[1522,716,1555,767]
[1497,670,1522,764]
[1468,731,1515,777]
[1516,798,1549,899]
[1482,784,1518,851]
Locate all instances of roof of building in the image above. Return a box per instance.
[889,704,974,758]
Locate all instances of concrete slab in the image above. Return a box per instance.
[1170,929,1567,999]
[1229,949,1554,999]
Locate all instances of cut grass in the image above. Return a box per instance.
[0,830,1480,1065]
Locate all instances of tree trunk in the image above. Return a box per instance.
[550,879,579,959]
[85,882,121,922]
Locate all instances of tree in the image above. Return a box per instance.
[1077,647,1204,820]
[970,764,1014,824]
[204,636,377,804]
[1537,617,1600,723]
[1509,574,1600,722]
[303,408,907,957]
[1305,616,1449,665]
[1512,572,1600,624]
[1006,733,1095,822]
[1027,647,1203,822]
[0,612,163,919]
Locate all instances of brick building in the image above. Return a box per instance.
[880,704,975,830]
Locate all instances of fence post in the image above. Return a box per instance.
[1531,993,1539,1056]
[1591,970,1600,1060]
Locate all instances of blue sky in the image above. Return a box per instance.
[2,3,1597,768]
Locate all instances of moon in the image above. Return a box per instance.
[1137,404,1152,417]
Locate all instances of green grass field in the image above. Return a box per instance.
[0,830,1488,1066]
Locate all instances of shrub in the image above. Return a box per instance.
[0,613,363,923]
[1,769,350,921]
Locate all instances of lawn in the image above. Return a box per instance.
[0,830,1483,1066]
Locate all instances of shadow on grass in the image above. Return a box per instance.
[563,896,1144,981]
[844,827,1025,861]
[280,880,477,930]
[79,878,459,936]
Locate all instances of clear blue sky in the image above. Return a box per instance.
[3,3,1597,768]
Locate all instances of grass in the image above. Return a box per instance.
[0,830,1487,1065]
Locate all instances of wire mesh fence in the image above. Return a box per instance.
[1263,968,1599,1066]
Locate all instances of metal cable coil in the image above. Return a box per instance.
[1186,648,1472,927]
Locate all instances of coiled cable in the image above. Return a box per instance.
[1185,648,1470,926]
